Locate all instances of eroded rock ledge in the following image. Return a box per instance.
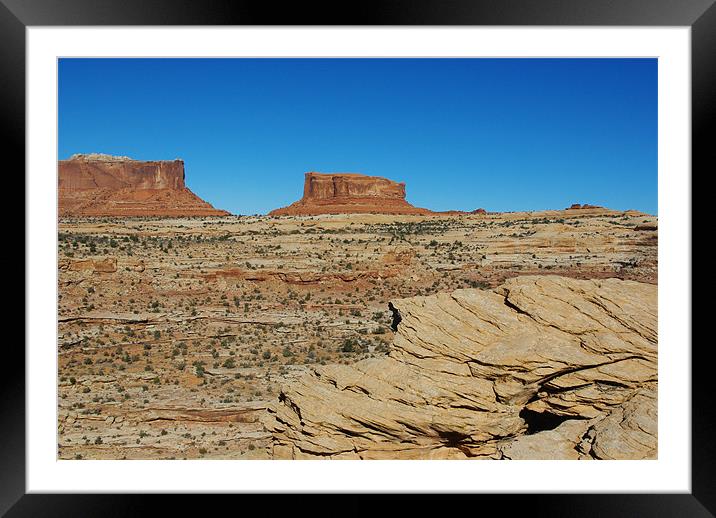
[266,276,657,459]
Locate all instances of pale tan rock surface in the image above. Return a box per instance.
[266,275,657,459]
[57,210,656,459]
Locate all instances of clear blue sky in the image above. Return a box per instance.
[59,58,657,215]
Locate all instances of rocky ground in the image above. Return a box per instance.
[269,276,657,459]
[57,207,657,459]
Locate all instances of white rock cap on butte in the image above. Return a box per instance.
[69,153,136,162]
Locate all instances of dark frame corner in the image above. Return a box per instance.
[7,0,708,515]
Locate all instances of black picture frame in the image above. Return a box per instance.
[7,0,707,514]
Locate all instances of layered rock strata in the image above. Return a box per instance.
[59,154,228,217]
[269,172,431,215]
[266,276,657,459]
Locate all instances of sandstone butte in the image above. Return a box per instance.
[265,275,657,460]
[269,172,433,216]
[58,154,229,217]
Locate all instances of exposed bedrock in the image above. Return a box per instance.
[269,172,431,215]
[265,275,657,459]
[59,154,229,217]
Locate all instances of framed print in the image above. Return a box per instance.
[7,0,709,514]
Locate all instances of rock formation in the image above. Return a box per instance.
[269,172,431,216]
[60,257,118,274]
[566,203,603,210]
[266,276,657,459]
[437,208,488,216]
[59,154,229,217]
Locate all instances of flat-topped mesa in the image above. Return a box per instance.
[59,154,229,217]
[303,172,406,201]
[566,203,604,210]
[269,172,431,216]
[60,155,186,191]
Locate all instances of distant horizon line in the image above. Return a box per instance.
[57,153,657,217]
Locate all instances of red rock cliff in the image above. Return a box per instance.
[270,172,430,216]
[59,154,229,217]
[59,155,186,191]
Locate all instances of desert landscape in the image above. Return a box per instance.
[57,156,657,460]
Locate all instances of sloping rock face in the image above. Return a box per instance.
[266,276,657,459]
[59,154,229,217]
[269,172,431,215]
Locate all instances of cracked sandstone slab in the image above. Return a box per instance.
[265,275,657,459]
